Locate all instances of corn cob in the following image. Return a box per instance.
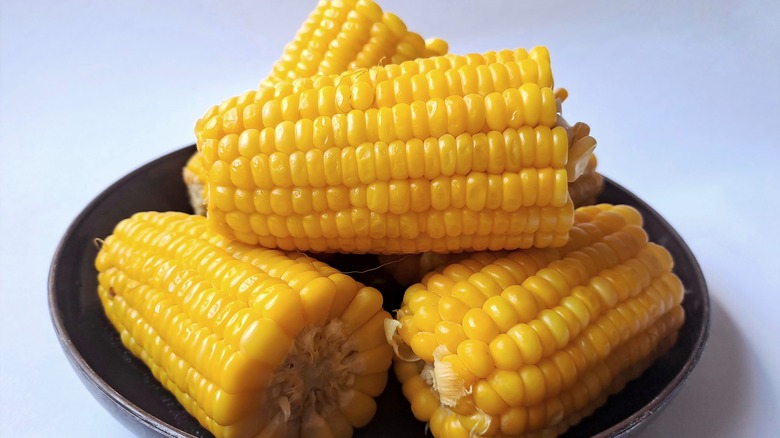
[195,47,583,254]
[387,204,685,436]
[263,0,449,87]
[184,0,449,214]
[95,211,393,438]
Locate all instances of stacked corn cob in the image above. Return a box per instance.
[194,47,595,254]
[95,1,682,438]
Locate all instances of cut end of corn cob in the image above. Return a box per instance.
[388,204,685,436]
[569,154,604,208]
[95,212,393,438]
[183,152,208,215]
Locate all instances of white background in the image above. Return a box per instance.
[1,0,779,436]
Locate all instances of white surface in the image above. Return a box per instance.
[1,0,779,436]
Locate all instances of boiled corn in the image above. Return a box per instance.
[95,211,393,438]
[195,48,581,254]
[388,204,685,436]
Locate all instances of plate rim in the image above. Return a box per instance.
[48,146,199,438]
[590,176,711,437]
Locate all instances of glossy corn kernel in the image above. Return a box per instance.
[389,204,685,436]
[195,47,579,254]
[95,212,393,438]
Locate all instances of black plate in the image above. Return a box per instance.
[49,145,709,437]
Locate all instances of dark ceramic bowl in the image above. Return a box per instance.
[49,145,709,437]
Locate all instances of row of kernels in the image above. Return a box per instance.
[266,1,437,85]
[358,46,544,85]
[264,0,331,84]
[574,203,643,229]
[482,46,549,70]
[273,47,547,102]
[287,0,354,80]
[217,227,566,255]
[208,128,567,190]
[212,201,571,242]
[194,88,259,140]
[215,174,567,219]
[136,294,244,398]
[357,61,549,109]
[246,84,558,135]
[317,9,378,76]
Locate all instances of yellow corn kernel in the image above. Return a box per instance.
[457,339,495,378]
[96,212,392,438]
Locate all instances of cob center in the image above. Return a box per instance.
[270,319,361,432]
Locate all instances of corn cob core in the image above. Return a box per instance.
[195,47,584,254]
[569,154,603,208]
[388,204,685,437]
[184,153,207,215]
[95,212,393,438]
